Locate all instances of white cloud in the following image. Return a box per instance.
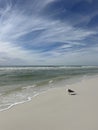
[0,0,98,65]
[42,45,98,65]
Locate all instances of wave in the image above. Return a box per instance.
[0,65,98,70]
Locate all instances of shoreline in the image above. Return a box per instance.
[0,75,98,130]
[0,74,98,112]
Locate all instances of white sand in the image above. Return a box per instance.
[0,76,98,130]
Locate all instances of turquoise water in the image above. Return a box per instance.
[0,66,98,111]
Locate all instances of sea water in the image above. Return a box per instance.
[0,66,98,111]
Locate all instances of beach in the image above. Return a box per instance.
[0,76,98,130]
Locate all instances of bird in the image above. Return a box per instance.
[67,89,76,95]
[68,89,75,93]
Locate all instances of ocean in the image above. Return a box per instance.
[0,66,98,111]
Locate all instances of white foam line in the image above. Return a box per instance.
[0,97,32,112]
[0,93,41,112]
[0,89,49,112]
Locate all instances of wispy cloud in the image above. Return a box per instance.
[0,0,98,65]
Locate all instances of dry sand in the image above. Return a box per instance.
[0,76,98,130]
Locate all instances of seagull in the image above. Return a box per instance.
[68,89,75,93]
[67,89,76,95]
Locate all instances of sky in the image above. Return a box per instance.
[0,0,98,66]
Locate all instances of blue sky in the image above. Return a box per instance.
[0,0,98,65]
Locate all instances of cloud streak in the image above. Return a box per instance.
[0,0,98,65]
